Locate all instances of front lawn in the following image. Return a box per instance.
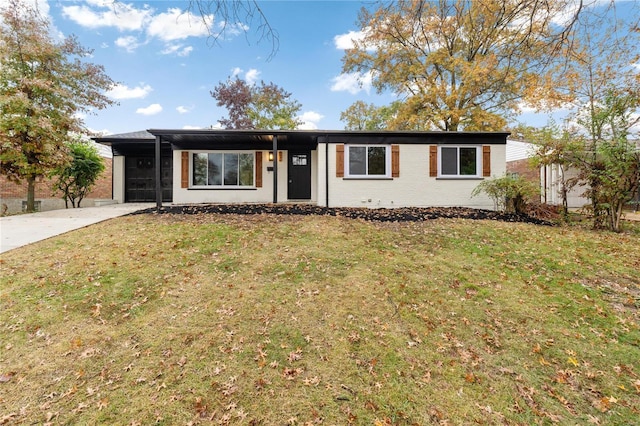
[1,212,638,424]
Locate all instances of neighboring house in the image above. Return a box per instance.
[505,139,590,208]
[0,144,113,215]
[93,129,509,209]
[506,139,539,183]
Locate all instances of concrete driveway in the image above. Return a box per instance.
[0,203,152,254]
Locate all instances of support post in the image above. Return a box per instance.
[272,136,278,204]
[155,135,162,211]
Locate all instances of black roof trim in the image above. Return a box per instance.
[94,129,511,148]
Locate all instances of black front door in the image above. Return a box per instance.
[287,151,311,200]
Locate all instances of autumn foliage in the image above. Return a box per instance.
[341,0,581,131]
[0,0,115,211]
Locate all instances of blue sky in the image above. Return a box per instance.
[10,0,640,136]
[29,0,395,135]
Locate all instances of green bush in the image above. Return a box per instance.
[51,140,105,208]
[472,174,539,214]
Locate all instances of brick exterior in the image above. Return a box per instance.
[1,158,112,214]
[507,158,539,185]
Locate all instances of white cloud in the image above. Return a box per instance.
[176,105,193,114]
[147,8,213,41]
[334,30,367,50]
[297,111,325,130]
[330,72,373,95]
[115,36,142,53]
[217,21,249,37]
[62,2,152,31]
[136,103,163,116]
[245,68,261,85]
[106,83,153,100]
[161,44,194,57]
[182,125,204,130]
[59,1,249,61]
[231,67,243,77]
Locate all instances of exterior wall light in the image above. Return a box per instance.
[268,151,283,162]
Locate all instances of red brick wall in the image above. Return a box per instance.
[507,159,539,185]
[1,158,112,212]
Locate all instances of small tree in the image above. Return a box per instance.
[586,138,640,232]
[51,140,105,208]
[211,77,302,129]
[472,174,539,214]
[517,123,583,218]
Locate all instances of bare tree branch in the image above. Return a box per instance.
[187,0,279,61]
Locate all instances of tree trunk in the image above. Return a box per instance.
[611,202,624,233]
[26,176,36,212]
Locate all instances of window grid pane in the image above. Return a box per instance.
[238,154,254,186]
[208,153,222,185]
[193,153,208,185]
[441,147,458,175]
[224,153,239,186]
[349,147,366,175]
[459,148,477,175]
[368,147,386,175]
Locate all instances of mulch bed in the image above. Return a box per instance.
[131,204,554,226]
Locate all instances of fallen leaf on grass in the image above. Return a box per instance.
[97,397,109,410]
[1,413,17,424]
[592,396,615,412]
[0,372,15,383]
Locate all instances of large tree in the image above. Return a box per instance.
[341,0,581,131]
[211,78,302,129]
[0,0,115,211]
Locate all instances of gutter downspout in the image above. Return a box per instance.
[155,135,162,212]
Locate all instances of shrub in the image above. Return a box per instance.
[51,140,105,208]
[472,174,539,214]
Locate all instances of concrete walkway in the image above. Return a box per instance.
[0,203,152,254]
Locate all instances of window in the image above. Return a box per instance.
[346,145,389,177]
[192,152,254,187]
[439,146,480,177]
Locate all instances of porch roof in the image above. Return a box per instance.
[146,129,510,148]
[94,129,511,152]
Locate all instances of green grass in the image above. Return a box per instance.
[1,213,639,425]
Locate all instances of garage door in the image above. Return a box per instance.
[125,156,172,202]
